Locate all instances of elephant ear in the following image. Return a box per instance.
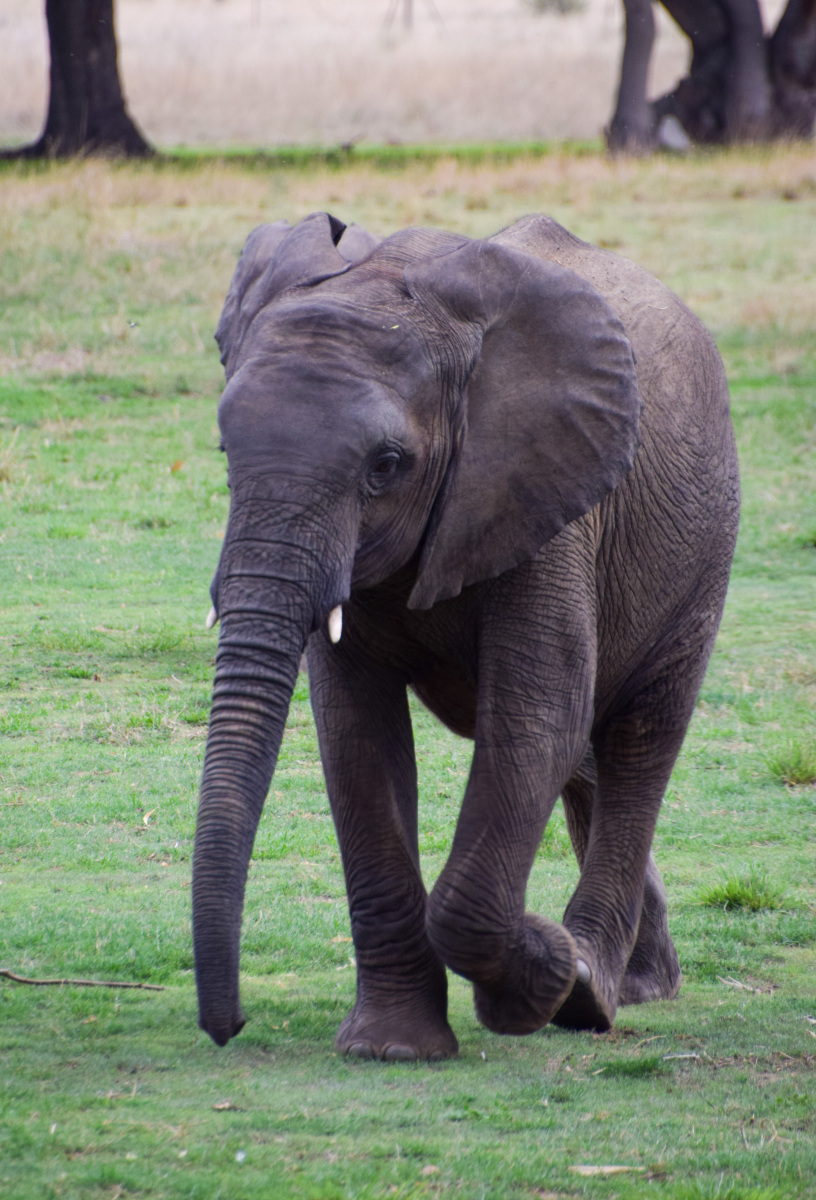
[405,239,642,610]
[215,211,350,378]
[337,222,382,264]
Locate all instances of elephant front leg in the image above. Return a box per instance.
[308,640,457,1062]
[426,739,582,1037]
[423,568,600,1035]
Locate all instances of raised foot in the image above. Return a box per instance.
[550,955,615,1032]
[336,1003,458,1063]
[473,914,577,1036]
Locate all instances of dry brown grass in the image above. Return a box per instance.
[1,144,814,381]
[0,0,697,147]
[3,1,794,148]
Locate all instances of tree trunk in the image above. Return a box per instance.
[609,0,816,151]
[607,0,658,152]
[769,0,816,138]
[3,0,152,159]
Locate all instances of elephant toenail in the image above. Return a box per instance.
[427,1049,447,1062]
[383,1043,419,1062]
[346,1041,376,1059]
[576,959,591,984]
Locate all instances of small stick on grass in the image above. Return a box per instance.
[0,969,164,991]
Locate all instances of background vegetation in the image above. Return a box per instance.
[1,146,815,1198]
[0,0,693,148]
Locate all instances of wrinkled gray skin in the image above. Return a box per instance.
[192,211,739,1059]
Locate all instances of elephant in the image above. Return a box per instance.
[192,210,739,1060]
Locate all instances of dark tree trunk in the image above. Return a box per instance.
[609,0,816,152]
[2,0,152,159]
[607,0,658,152]
[768,0,816,137]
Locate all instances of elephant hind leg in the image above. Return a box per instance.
[553,629,707,1030]
[559,755,681,1014]
[617,855,681,1006]
[560,616,715,1027]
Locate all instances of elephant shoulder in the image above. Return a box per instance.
[491,215,734,481]
[491,214,586,260]
[491,215,723,399]
[490,215,677,326]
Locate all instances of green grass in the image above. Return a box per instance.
[765,739,816,787]
[699,867,787,913]
[1,148,816,1199]
[0,139,604,174]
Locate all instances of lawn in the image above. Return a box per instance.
[0,147,815,1200]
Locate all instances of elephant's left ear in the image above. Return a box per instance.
[405,239,642,609]
[216,212,350,377]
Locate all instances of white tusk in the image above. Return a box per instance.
[205,606,218,630]
[576,959,591,984]
[328,605,343,644]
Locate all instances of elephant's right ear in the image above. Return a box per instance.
[215,212,350,377]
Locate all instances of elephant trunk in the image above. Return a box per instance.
[192,488,352,1046]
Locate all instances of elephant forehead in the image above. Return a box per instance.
[239,298,431,382]
[221,357,398,422]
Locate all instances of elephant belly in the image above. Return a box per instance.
[410,664,477,740]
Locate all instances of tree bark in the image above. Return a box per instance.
[2,0,152,159]
[769,0,816,137]
[609,0,816,151]
[607,0,658,152]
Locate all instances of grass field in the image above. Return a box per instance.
[1,146,815,1199]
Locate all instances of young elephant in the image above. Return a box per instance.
[192,212,739,1059]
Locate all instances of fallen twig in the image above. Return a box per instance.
[717,974,774,995]
[741,1118,791,1151]
[0,969,164,991]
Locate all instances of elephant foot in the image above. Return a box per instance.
[619,936,681,1007]
[550,947,616,1033]
[473,914,577,1036]
[619,858,682,1007]
[336,1000,458,1063]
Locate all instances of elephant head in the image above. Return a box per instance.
[192,212,642,1046]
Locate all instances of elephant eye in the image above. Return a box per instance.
[367,449,402,490]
